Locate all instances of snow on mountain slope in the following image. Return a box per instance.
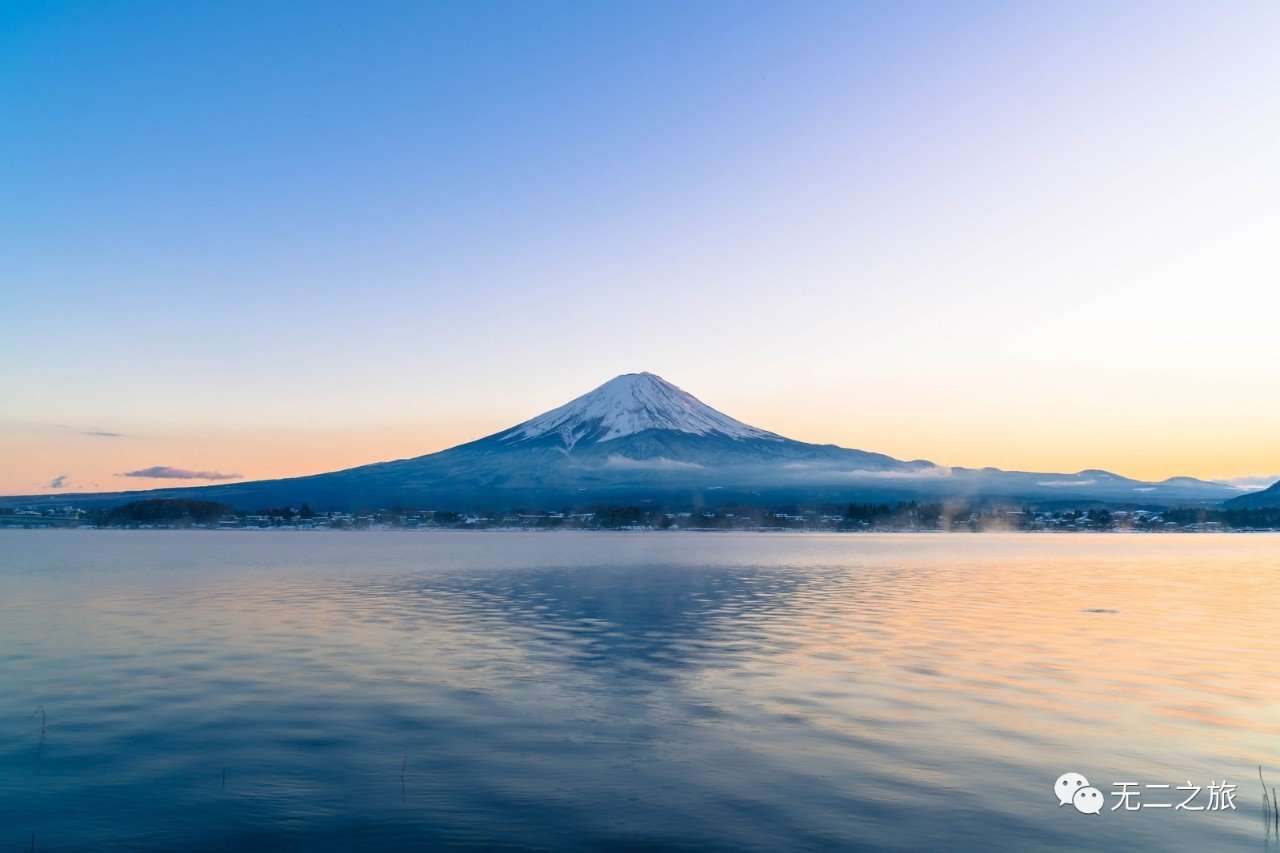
[2,371,1245,511]
[498,372,783,450]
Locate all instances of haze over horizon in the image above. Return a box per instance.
[4,2,1279,495]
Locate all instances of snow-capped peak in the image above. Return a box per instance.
[499,372,782,450]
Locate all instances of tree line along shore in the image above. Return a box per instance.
[4,498,1280,532]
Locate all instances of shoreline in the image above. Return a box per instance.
[4,526,1279,535]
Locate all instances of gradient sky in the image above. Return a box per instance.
[3,1,1279,495]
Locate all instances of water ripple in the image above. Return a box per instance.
[1,530,1277,851]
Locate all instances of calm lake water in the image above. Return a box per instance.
[2,531,1278,851]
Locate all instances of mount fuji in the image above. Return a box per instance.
[5,372,1244,510]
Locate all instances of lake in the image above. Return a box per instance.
[2,531,1278,851]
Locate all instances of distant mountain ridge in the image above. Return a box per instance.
[1226,479,1280,508]
[2,372,1250,511]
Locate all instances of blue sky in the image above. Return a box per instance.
[3,1,1279,492]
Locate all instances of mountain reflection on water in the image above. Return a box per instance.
[1,531,1277,852]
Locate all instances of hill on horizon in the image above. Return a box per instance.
[1225,479,1280,509]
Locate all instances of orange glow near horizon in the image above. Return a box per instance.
[3,384,1277,497]
[4,4,1280,498]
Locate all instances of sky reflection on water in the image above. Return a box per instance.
[2,531,1278,851]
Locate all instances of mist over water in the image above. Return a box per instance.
[2,531,1277,851]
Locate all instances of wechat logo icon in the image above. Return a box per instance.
[1056,772,1103,815]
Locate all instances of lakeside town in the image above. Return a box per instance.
[3,498,1279,532]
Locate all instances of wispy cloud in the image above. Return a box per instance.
[838,466,954,480]
[118,466,242,481]
[779,464,954,480]
[48,474,69,489]
[602,455,704,471]
[83,430,125,438]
